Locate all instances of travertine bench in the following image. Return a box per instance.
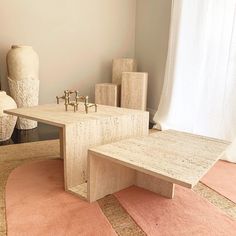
[88,130,228,202]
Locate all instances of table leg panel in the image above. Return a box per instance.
[136,172,175,199]
[88,153,135,202]
[63,113,149,197]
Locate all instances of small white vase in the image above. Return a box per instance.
[7,45,39,130]
[0,91,17,141]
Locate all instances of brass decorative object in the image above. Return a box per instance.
[56,90,97,113]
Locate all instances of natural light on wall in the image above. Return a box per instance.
[154,0,236,142]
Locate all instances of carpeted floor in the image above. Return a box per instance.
[0,140,60,236]
[201,160,236,203]
[6,160,117,236]
[0,140,145,236]
[115,186,236,236]
[1,139,236,235]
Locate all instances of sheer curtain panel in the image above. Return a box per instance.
[154,0,236,143]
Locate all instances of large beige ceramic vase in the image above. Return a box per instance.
[7,45,39,129]
[0,91,17,141]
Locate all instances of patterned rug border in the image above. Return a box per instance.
[1,139,236,236]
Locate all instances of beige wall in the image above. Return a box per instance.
[0,0,136,104]
[135,0,172,118]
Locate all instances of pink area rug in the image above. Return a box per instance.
[201,160,236,203]
[115,186,236,236]
[5,160,116,236]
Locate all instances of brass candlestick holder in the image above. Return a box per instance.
[56,90,97,113]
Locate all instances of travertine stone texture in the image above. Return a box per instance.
[88,153,174,202]
[0,91,17,141]
[89,130,228,190]
[112,58,137,85]
[8,78,39,129]
[95,83,120,107]
[5,103,149,199]
[121,72,148,111]
[7,45,39,130]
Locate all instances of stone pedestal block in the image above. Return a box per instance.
[121,72,148,111]
[112,58,137,85]
[95,83,120,107]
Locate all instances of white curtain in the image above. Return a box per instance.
[154,0,236,142]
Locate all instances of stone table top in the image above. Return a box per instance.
[4,103,149,128]
[89,130,229,188]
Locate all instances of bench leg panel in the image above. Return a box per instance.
[88,153,136,202]
[136,172,175,199]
